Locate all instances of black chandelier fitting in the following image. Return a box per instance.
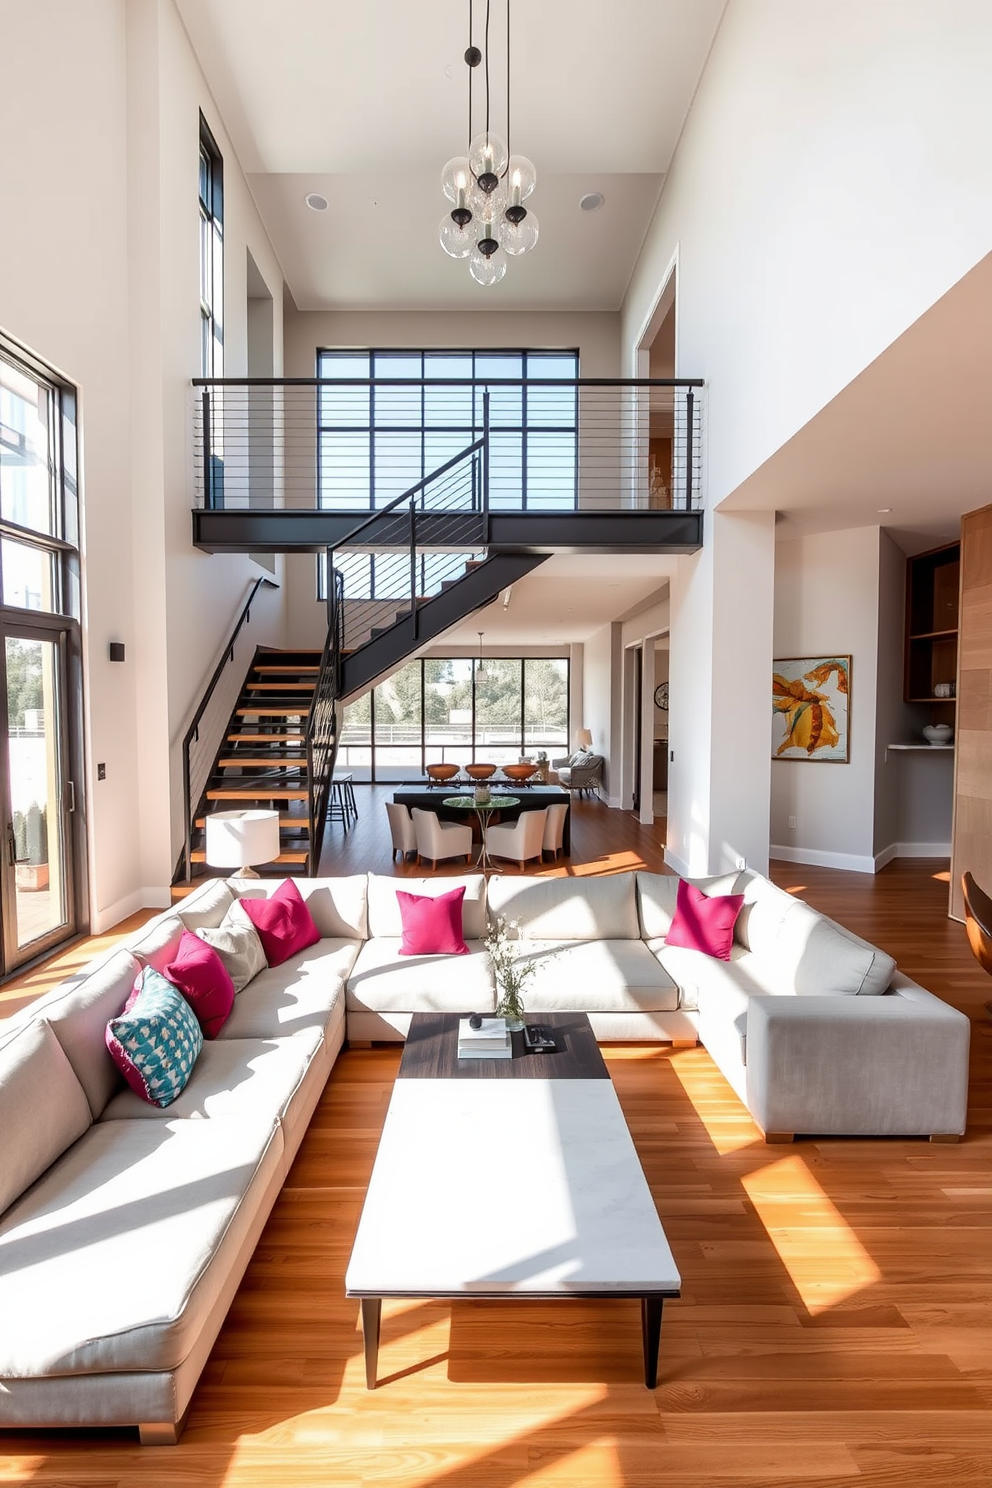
[439,0,538,286]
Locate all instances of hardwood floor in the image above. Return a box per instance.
[2,790,991,1486]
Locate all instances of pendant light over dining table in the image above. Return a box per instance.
[439,0,538,286]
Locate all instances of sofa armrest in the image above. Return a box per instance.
[744,979,970,1139]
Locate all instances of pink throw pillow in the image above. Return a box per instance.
[664,879,744,962]
[238,878,320,967]
[396,886,468,956]
[165,929,236,1039]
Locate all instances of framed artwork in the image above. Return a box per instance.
[772,656,851,762]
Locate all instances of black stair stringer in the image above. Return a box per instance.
[339,551,549,700]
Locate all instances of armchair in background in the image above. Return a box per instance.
[553,750,605,798]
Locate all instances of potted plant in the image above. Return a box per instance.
[485,915,536,1031]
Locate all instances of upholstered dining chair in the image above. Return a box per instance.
[485,807,548,870]
[542,801,569,861]
[962,871,992,977]
[411,807,473,870]
[385,802,417,862]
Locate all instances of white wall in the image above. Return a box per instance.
[771,528,881,870]
[581,623,616,797]
[1,0,288,929]
[622,0,992,506]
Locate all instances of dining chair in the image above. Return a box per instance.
[485,808,548,870]
[385,802,417,862]
[542,801,569,861]
[411,808,473,869]
[962,871,992,977]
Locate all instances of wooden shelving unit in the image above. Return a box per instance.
[904,540,960,725]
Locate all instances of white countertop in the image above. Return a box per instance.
[346,1078,680,1296]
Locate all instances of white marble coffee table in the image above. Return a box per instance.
[345,1071,681,1388]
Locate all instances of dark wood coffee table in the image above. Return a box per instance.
[345,1012,681,1390]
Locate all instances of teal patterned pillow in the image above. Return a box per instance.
[105,967,203,1107]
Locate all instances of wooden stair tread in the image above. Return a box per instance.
[236,706,311,716]
[196,814,310,828]
[217,757,308,768]
[206,788,308,801]
[190,850,309,865]
[245,681,316,692]
[253,665,320,674]
[227,733,306,742]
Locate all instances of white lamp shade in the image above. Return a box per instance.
[205,809,281,870]
[577,728,593,750]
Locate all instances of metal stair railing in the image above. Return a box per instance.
[180,575,279,882]
[306,567,344,874]
[331,435,488,659]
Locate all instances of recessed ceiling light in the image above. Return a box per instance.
[305,193,328,212]
[876,507,892,513]
[579,192,605,212]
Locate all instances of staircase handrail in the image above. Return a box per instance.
[181,575,279,881]
[305,568,344,873]
[329,435,486,555]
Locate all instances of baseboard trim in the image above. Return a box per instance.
[770,845,876,874]
[889,841,952,860]
[92,887,171,935]
[664,847,691,878]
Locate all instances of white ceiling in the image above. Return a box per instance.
[721,250,992,552]
[175,0,727,310]
[430,553,676,647]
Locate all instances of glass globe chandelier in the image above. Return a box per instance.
[439,0,538,287]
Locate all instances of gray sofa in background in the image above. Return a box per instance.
[0,866,970,1444]
[552,750,605,795]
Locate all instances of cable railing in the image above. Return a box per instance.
[331,437,486,657]
[304,567,342,873]
[191,377,704,514]
[179,575,279,881]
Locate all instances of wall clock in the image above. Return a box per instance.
[654,682,669,710]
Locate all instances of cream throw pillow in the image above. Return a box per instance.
[195,904,267,992]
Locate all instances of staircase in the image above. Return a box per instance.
[187,648,325,876]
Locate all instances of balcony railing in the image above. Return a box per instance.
[191,377,704,514]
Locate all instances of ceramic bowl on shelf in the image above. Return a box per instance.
[464,763,497,780]
[922,724,953,746]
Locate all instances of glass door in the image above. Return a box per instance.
[0,626,75,968]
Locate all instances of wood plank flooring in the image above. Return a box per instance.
[2,790,990,1486]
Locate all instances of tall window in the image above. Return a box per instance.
[0,337,84,972]
[337,654,569,782]
[199,115,224,378]
[316,349,578,511]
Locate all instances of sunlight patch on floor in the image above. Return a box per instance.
[932,869,951,883]
[741,1155,880,1314]
[668,1050,759,1153]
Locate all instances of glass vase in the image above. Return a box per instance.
[495,983,526,1033]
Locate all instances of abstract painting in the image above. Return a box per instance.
[772,656,851,762]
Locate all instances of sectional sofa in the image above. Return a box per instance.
[0,867,969,1443]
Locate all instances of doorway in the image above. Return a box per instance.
[1,625,77,966]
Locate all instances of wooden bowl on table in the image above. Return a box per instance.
[500,762,538,784]
[425,763,460,785]
[464,763,497,780]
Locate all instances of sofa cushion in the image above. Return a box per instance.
[397,886,468,956]
[100,1029,324,1130]
[235,879,321,967]
[665,880,744,961]
[105,968,203,1108]
[165,929,235,1038]
[488,872,640,941]
[516,940,679,1013]
[346,938,495,1013]
[636,871,742,940]
[0,1115,282,1377]
[648,939,756,1013]
[753,901,896,996]
[0,1020,93,1218]
[228,874,368,940]
[217,941,355,1039]
[126,914,185,973]
[196,910,268,992]
[734,872,803,953]
[38,949,140,1117]
[175,878,236,933]
[367,873,487,941]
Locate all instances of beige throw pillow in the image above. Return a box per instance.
[195,905,267,992]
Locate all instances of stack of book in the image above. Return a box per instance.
[457,1016,512,1060]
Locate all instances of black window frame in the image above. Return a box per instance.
[199,114,224,380]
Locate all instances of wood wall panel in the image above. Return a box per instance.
[950,501,992,921]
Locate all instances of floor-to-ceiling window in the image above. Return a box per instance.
[0,340,85,974]
[338,654,569,782]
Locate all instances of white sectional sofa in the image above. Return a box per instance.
[0,866,970,1443]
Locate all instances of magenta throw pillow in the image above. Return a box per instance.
[396,886,468,956]
[165,929,236,1038]
[238,878,320,967]
[664,879,744,961]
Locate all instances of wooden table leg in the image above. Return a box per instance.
[641,1296,663,1388]
[361,1297,381,1389]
